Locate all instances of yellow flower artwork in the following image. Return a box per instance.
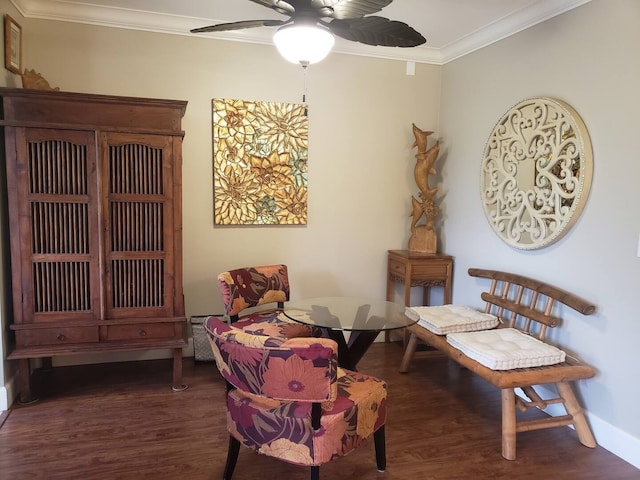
[213,98,308,225]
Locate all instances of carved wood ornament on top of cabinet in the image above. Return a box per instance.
[0,88,188,403]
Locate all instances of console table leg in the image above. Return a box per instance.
[171,348,187,392]
[385,272,394,342]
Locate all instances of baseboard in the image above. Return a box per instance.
[1,372,15,412]
[0,385,9,412]
[586,410,640,470]
[518,387,640,470]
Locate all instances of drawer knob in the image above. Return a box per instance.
[57,333,66,341]
[139,329,147,337]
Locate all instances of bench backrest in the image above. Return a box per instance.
[468,268,596,341]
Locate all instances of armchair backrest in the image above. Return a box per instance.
[217,264,290,321]
[204,316,338,403]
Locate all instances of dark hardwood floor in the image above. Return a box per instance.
[0,342,637,480]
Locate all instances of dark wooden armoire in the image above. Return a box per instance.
[0,88,188,403]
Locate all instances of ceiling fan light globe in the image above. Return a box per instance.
[273,24,335,65]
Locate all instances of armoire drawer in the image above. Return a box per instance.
[104,322,179,341]
[15,326,99,347]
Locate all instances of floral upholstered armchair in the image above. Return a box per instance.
[217,264,313,338]
[204,316,387,480]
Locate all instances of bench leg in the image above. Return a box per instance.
[556,381,596,448]
[399,332,419,373]
[501,388,517,460]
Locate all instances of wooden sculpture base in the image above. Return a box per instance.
[408,226,436,253]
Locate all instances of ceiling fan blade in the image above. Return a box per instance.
[315,0,393,19]
[328,16,426,47]
[249,0,296,16]
[249,0,394,19]
[190,19,286,34]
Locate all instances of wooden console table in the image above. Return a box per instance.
[385,250,453,340]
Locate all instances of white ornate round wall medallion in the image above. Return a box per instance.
[480,97,593,250]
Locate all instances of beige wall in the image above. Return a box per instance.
[0,16,440,363]
[439,0,640,466]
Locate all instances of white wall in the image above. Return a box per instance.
[439,0,640,468]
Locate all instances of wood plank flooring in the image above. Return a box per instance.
[0,342,637,480]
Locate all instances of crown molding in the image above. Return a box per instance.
[11,0,591,65]
[440,0,593,63]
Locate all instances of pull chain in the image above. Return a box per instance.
[301,60,309,116]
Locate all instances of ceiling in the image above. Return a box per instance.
[12,0,591,64]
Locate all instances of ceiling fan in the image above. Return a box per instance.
[191,0,426,65]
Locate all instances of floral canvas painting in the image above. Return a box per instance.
[213,98,308,225]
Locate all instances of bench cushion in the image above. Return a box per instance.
[405,305,499,335]
[446,328,566,370]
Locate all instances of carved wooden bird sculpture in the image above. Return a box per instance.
[412,123,433,153]
[410,196,423,232]
[414,143,440,198]
[412,123,438,196]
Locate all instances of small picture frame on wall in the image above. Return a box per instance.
[4,14,22,74]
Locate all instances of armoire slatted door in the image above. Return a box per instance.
[102,133,177,320]
[1,88,188,403]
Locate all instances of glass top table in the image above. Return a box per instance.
[284,297,416,370]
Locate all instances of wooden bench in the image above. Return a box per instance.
[399,268,597,460]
